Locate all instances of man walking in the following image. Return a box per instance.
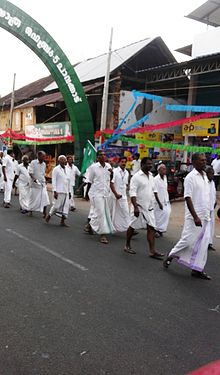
[110,157,130,232]
[130,152,141,177]
[163,153,212,280]
[46,155,71,226]
[206,166,217,251]
[2,150,15,208]
[154,163,171,237]
[66,155,80,211]
[124,157,164,259]
[14,155,31,213]
[211,155,220,190]
[28,151,50,217]
[86,150,114,244]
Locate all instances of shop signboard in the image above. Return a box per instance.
[25,122,72,139]
[135,132,160,142]
[182,118,219,137]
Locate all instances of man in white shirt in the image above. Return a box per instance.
[110,157,130,232]
[0,151,4,192]
[2,150,15,208]
[124,157,164,259]
[14,155,31,213]
[154,164,171,236]
[86,150,114,244]
[206,166,217,251]
[66,155,81,211]
[130,153,141,177]
[211,155,220,190]
[46,155,71,226]
[28,151,50,217]
[163,153,212,280]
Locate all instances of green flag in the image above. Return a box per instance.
[80,140,97,175]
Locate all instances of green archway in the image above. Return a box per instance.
[0,0,94,165]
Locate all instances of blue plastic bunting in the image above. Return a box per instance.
[166,104,220,112]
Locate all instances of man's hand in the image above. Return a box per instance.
[159,203,163,210]
[85,194,89,201]
[134,206,140,217]
[54,191,58,200]
[115,193,122,200]
[69,193,71,199]
[3,176,7,182]
[194,216,202,227]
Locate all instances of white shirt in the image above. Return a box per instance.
[154,174,169,204]
[16,164,31,187]
[66,164,80,186]
[112,167,129,198]
[129,169,155,210]
[29,159,46,183]
[184,168,210,220]
[88,162,111,198]
[131,159,141,176]
[211,158,220,175]
[52,165,71,194]
[2,154,15,180]
[13,159,19,174]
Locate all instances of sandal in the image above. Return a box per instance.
[100,236,109,244]
[149,252,164,260]
[163,256,173,268]
[124,246,136,254]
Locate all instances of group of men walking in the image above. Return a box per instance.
[0,149,217,280]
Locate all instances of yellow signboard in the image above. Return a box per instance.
[182,118,219,137]
[135,132,160,141]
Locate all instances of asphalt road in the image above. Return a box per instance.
[0,194,220,375]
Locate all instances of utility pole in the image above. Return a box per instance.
[8,73,16,149]
[99,28,113,146]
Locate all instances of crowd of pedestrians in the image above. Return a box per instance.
[0,149,218,280]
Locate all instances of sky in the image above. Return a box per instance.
[0,0,209,97]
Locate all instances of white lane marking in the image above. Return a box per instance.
[6,228,88,272]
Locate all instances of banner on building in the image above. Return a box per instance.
[182,118,219,137]
[25,122,72,139]
[135,132,160,142]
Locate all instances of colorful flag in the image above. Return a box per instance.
[80,140,97,175]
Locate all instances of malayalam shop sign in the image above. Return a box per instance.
[182,118,219,136]
[25,122,72,139]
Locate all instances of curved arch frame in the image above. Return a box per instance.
[0,0,94,165]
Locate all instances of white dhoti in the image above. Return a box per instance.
[0,174,4,191]
[70,186,76,209]
[169,218,211,272]
[130,207,156,230]
[49,193,70,218]
[29,184,50,212]
[4,178,13,203]
[209,210,215,244]
[112,197,130,232]
[19,185,30,210]
[90,196,114,234]
[154,202,171,232]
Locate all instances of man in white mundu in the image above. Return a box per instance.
[14,155,31,213]
[2,150,15,208]
[0,151,4,192]
[66,155,81,211]
[46,155,71,226]
[154,164,171,236]
[28,151,50,217]
[86,150,114,244]
[206,166,217,251]
[124,157,164,259]
[163,153,212,280]
[110,157,130,232]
